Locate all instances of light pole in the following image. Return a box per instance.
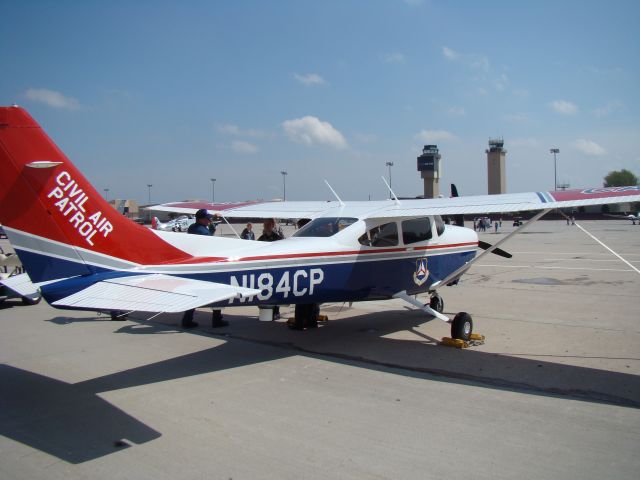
[147,184,152,203]
[210,178,216,204]
[385,161,394,198]
[550,148,559,191]
[104,188,109,201]
[281,170,288,201]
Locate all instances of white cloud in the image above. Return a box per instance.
[593,101,623,117]
[383,52,405,63]
[231,140,259,155]
[494,73,509,91]
[443,46,490,72]
[442,46,459,60]
[573,139,606,156]
[282,116,347,149]
[446,106,466,117]
[293,73,327,86]
[415,129,456,143]
[25,88,80,110]
[549,100,578,115]
[469,55,490,72]
[217,124,265,138]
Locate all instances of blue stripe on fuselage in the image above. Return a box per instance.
[35,249,476,308]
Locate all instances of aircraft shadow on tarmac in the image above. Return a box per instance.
[0,364,162,464]
[2,308,639,464]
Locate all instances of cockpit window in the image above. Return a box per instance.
[293,217,358,238]
[358,222,399,247]
[402,217,432,244]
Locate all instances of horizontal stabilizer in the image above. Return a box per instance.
[52,274,261,313]
[0,273,40,297]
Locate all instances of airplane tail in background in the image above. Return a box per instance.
[0,106,192,283]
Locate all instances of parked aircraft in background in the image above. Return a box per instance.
[604,212,640,224]
[152,215,195,232]
[1,106,639,340]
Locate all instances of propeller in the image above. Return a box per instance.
[478,240,512,259]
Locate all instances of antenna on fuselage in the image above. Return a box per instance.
[381,176,401,205]
[324,180,345,207]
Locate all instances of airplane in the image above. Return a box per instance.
[151,215,196,232]
[603,212,640,225]
[1,105,639,340]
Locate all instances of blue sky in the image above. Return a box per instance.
[1,0,638,204]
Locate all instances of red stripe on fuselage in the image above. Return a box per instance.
[170,241,479,265]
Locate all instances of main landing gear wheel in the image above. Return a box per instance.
[429,293,444,313]
[451,312,472,341]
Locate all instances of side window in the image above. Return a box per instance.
[434,215,445,236]
[402,217,432,244]
[359,222,399,247]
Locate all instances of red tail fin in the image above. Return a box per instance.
[0,106,191,279]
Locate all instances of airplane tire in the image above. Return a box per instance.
[451,312,472,341]
[429,294,444,313]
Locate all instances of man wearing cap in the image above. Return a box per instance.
[187,209,215,236]
[181,209,229,328]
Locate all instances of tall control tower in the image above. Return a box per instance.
[417,145,441,198]
[486,138,506,194]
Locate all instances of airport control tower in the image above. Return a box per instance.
[417,145,441,198]
[486,138,506,195]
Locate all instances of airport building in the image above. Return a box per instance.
[486,138,506,195]
[417,145,441,198]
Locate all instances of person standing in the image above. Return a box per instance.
[181,209,229,328]
[257,218,283,319]
[241,222,255,240]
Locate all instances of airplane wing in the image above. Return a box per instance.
[218,187,640,219]
[51,274,261,313]
[0,273,40,298]
[146,200,267,216]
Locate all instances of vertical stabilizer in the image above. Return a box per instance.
[0,106,191,282]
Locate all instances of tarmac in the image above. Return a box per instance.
[1,220,639,479]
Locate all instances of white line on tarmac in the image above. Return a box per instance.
[510,251,640,256]
[476,264,635,272]
[573,222,640,275]
[543,258,640,263]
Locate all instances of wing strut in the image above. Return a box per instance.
[220,215,241,239]
[393,290,450,323]
[324,180,345,207]
[430,208,552,291]
[381,176,401,205]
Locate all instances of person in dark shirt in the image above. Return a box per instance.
[182,209,229,328]
[241,222,255,240]
[257,218,283,318]
[257,218,283,242]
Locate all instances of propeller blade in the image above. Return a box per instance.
[478,240,512,259]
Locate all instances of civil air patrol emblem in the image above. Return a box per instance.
[413,258,429,286]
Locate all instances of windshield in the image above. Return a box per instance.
[293,217,358,238]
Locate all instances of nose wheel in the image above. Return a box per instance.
[451,312,473,340]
